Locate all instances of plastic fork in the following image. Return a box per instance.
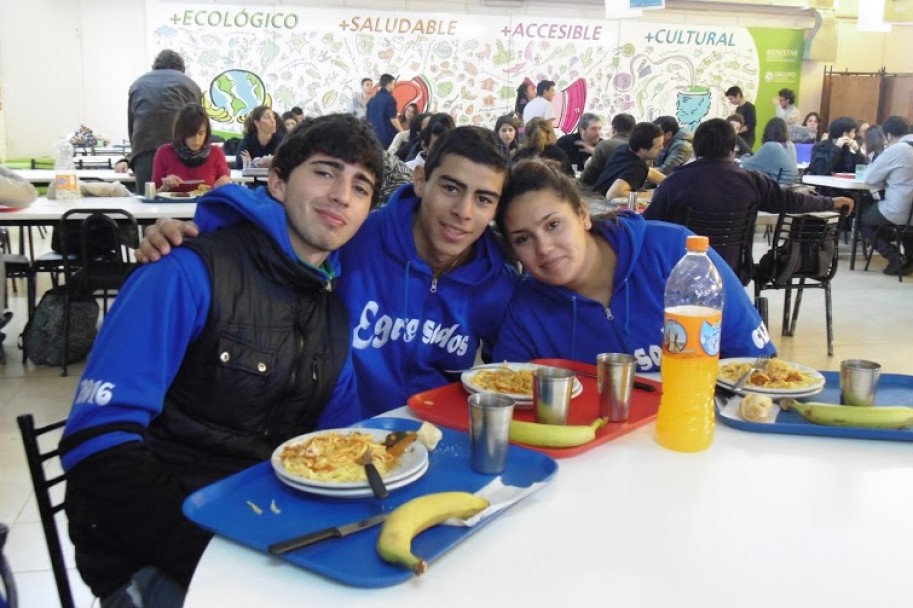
[732,356,770,390]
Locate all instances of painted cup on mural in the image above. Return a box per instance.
[676,86,712,132]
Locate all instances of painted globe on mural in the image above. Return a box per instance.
[208,70,269,123]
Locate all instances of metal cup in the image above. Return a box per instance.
[628,191,639,209]
[468,393,515,474]
[144,181,156,199]
[533,368,576,425]
[839,359,881,407]
[596,353,637,422]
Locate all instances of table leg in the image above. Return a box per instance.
[849,192,861,270]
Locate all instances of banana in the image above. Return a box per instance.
[377,491,489,575]
[784,401,913,430]
[509,418,608,448]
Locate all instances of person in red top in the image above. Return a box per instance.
[152,103,231,192]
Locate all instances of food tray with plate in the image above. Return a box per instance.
[716,371,913,442]
[183,417,558,588]
[461,362,582,409]
[717,357,825,399]
[408,358,662,458]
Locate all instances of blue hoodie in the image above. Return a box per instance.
[61,185,360,471]
[492,212,775,371]
[340,185,518,414]
[184,184,518,416]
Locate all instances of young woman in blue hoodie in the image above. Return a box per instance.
[492,159,775,372]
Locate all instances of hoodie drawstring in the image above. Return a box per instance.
[402,260,412,319]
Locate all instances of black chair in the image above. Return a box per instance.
[58,209,139,375]
[682,204,758,286]
[16,415,75,608]
[0,522,16,608]
[222,137,242,156]
[863,204,913,282]
[754,212,842,356]
[74,158,113,170]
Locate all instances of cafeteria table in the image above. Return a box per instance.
[801,174,879,270]
[14,169,255,186]
[184,404,913,608]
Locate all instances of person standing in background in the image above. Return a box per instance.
[773,88,800,126]
[522,80,557,127]
[349,78,374,120]
[366,74,401,149]
[514,80,536,118]
[725,86,756,149]
[118,50,202,187]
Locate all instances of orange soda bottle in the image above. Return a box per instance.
[655,235,724,452]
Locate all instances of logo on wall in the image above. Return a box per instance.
[203,69,274,124]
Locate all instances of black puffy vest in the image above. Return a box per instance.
[145,223,351,490]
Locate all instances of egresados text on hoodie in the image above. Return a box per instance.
[353,300,470,356]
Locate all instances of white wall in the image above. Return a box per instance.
[0,0,910,160]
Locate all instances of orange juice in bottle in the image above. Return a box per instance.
[656,236,723,452]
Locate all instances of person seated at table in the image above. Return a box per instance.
[580,112,635,188]
[59,114,384,606]
[653,116,694,176]
[236,104,284,169]
[863,124,886,162]
[491,158,776,371]
[726,114,753,158]
[643,119,853,283]
[861,115,913,276]
[593,121,666,198]
[555,112,603,173]
[405,113,455,171]
[493,113,521,155]
[807,116,866,177]
[280,111,298,133]
[741,117,799,185]
[395,111,431,162]
[137,126,518,417]
[513,117,574,177]
[802,112,822,142]
[387,103,419,157]
[152,103,231,193]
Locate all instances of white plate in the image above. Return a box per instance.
[461,363,583,406]
[717,357,826,398]
[156,192,200,201]
[275,459,429,498]
[271,428,428,490]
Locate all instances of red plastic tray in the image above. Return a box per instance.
[407,358,662,458]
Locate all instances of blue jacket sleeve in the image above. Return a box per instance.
[61,250,211,470]
[315,347,364,428]
[708,247,777,359]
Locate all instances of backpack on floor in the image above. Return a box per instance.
[19,287,100,366]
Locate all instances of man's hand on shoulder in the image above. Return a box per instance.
[135,218,200,264]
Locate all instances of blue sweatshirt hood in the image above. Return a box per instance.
[194,184,342,277]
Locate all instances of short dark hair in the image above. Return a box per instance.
[271,113,385,206]
[778,88,795,105]
[578,113,601,132]
[420,113,455,149]
[727,114,745,127]
[497,159,585,239]
[172,103,210,144]
[653,116,680,136]
[360,77,372,86]
[725,86,743,98]
[423,125,510,183]
[761,117,788,145]
[693,118,737,159]
[152,50,185,72]
[379,74,395,88]
[536,80,556,97]
[827,116,858,141]
[611,113,636,135]
[881,115,910,138]
[629,122,662,152]
[290,106,304,117]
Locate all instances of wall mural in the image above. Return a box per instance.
[148,4,803,138]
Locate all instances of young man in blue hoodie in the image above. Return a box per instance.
[139,126,519,416]
[59,114,384,606]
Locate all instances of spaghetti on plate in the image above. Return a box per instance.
[279,432,398,482]
[471,367,534,396]
[719,359,818,389]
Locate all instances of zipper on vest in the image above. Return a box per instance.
[312,356,318,382]
[605,306,614,321]
[430,277,438,293]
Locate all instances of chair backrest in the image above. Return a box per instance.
[222,137,242,156]
[760,212,841,286]
[683,204,758,286]
[16,415,75,608]
[59,209,139,295]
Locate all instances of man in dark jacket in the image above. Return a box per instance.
[653,115,694,175]
[808,115,866,176]
[117,50,202,186]
[366,73,400,148]
[644,118,853,283]
[580,113,635,187]
[60,114,384,607]
[555,113,603,172]
[593,122,665,198]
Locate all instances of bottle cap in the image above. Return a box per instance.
[686,235,710,252]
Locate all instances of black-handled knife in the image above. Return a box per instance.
[267,513,388,555]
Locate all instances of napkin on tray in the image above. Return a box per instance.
[442,477,548,528]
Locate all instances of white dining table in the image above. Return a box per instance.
[184,405,913,608]
[801,174,879,270]
[0,196,196,224]
[13,169,254,185]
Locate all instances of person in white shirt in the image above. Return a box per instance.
[522,80,557,127]
[772,88,800,127]
[862,115,913,276]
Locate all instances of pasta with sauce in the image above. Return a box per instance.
[279,432,399,482]
[719,359,817,389]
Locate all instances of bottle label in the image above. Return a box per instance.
[663,307,722,359]
[55,173,78,192]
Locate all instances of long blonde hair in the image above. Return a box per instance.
[522,118,556,154]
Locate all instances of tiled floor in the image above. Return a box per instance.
[1,228,911,607]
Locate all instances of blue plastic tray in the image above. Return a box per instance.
[717,372,913,442]
[183,418,558,587]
